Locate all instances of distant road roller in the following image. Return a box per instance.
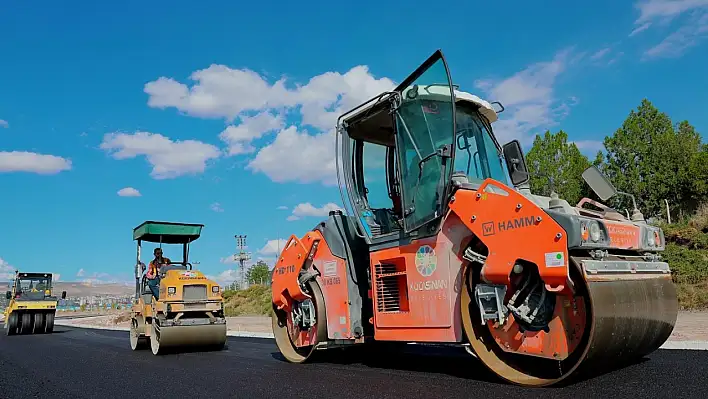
[270,49,678,387]
[130,220,227,355]
[4,271,66,335]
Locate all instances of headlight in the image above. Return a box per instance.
[578,217,609,247]
[167,287,176,295]
[212,286,220,293]
[589,222,602,242]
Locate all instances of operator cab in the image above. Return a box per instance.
[337,50,518,247]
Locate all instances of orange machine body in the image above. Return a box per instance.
[271,177,587,359]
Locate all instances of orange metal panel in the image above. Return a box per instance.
[371,214,471,343]
[448,179,570,292]
[604,220,641,249]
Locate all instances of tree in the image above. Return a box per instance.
[246,261,271,286]
[601,99,708,219]
[525,130,592,205]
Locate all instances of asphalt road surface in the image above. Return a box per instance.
[1,326,706,399]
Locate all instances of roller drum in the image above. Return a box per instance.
[151,320,227,355]
[578,276,678,372]
[463,265,679,387]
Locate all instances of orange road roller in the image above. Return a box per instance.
[270,49,678,387]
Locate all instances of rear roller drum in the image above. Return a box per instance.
[272,279,328,363]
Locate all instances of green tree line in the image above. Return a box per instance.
[526,98,708,221]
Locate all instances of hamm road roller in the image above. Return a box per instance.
[130,220,227,355]
[270,49,678,387]
[4,271,66,335]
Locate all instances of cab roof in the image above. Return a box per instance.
[133,220,204,244]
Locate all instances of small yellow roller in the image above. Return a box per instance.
[129,220,227,355]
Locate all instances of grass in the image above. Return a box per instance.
[222,284,272,316]
[660,206,708,310]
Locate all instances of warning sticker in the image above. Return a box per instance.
[545,252,565,268]
[323,261,337,277]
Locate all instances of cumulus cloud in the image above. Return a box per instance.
[145,64,395,185]
[210,202,224,212]
[590,48,611,60]
[77,271,131,284]
[100,131,221,179]
[77,269,85,277]
[0,151,72,174]
[474,49,576,147]
[276,205,288,210]
[219,111,285,155]
[287,202,342,221]
[0,119,8,128]
[1,257,15,280]
[117,187,141,197]
[259,239,288,255]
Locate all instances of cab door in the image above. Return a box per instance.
[370,50,460,342]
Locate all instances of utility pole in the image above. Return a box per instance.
[233,235,251,289]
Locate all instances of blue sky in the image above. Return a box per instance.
[1,0,707,285]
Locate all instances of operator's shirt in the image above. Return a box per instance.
[147,257,171,279]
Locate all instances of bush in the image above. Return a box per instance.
[689,202,708,233]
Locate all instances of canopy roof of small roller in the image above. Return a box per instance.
[132,220,204,244]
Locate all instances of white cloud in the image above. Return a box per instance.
[276,205,288,210]
[219,111,284,155]
[0,119,8,128]
[259,239,288,255]
[287,202,342,221]
[145,64,395,185]
[117,187,141,197]
[210,269,240,285]
[630,1,708,57]
[78,271,131,284]
[643,12,708,59]
[630,22,653,36]
[1,257,15,280]
[210,202,224,212]
[474,49,575,147]
[100,131,221,179]
[634,0,708,25]
[573,140,606,155]
[590,48,611,60]
[0,151,72,174]
[247,127,339,185]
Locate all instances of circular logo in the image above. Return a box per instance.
[415,245,437,277]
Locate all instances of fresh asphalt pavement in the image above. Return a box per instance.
[0,326,706,399]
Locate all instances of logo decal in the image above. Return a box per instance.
[415,245,437,277]
[482,222,495,236]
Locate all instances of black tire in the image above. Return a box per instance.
[21,313,32,334]
[33,312,46,334]
[5,312,18,336]
[45,312,55,333]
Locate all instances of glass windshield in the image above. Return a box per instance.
[18,277,51,295]
[453,104,508,186]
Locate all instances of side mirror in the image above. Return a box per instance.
[502,140,530,186]
[581,165,617,201]
[5,291,11,300]
[61,291,67,299]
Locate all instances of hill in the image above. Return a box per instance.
[1,280,133,297]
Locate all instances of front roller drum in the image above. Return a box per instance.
[150,322,227,355]
[272,279,328,363]
[462,266,678,387]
